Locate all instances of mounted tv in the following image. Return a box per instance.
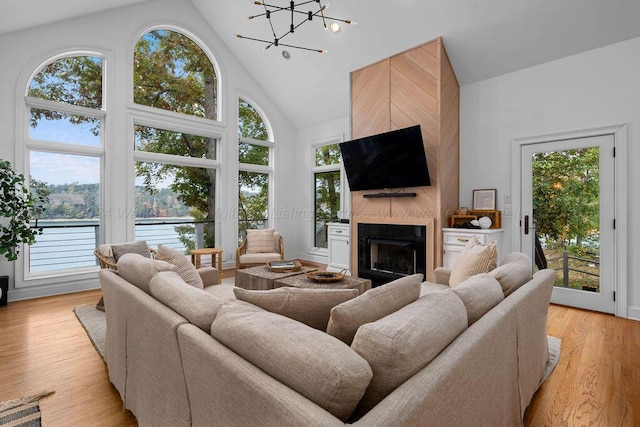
[339,125,431,192]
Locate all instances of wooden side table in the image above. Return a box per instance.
[190,248,223,284]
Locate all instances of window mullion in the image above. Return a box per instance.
[25,96,106,119]
[134,151,220,169]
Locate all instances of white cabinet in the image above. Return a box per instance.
[327,223,350,273]
[442,228,503,269]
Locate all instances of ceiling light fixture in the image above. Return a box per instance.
[237,0,355,54]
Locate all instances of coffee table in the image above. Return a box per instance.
[274,274,371,295]
[235,265,318,290]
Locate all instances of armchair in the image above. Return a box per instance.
[236,229,284,270]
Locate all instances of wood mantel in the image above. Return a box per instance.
[350,37,459,280]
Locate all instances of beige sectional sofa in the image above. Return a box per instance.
[100,251,555,427]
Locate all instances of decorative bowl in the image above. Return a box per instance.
[305,270,346,283]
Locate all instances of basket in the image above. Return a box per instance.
[305,269,346,283]
[266,260,302,273]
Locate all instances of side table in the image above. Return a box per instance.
[190,248,223,284]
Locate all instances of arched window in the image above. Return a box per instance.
[24,54,105,275]
[133,29,218,121]
[238,98,274,239]
[132,29,221,251]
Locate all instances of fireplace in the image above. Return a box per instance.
[358,223,427,287]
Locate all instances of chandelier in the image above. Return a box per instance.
[237,1,355,53]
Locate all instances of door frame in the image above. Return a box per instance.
[510,124,628,318]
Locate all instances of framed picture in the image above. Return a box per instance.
[472,189,497,210]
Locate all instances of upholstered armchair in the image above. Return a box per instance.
[236,229,284,270]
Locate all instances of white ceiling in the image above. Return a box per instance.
[2,0,640,129]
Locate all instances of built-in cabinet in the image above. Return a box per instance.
[442,228,504,269]
[327,223,350,273]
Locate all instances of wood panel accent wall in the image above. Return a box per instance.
[350,37,459,280]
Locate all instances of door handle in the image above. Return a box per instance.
[524,215,529,235]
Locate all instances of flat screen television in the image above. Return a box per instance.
[339,125,431,191]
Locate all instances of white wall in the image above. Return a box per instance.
[460,36,640,319]
[292,116,350,264]
[0,0,297,300]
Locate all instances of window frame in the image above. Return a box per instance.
[127,26,225,249]
[237,96,275,239]
[310,135,347,253]
[129,25,224,124]
[18,51,108,286]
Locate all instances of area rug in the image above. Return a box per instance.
[0,391,54,427]
[540,335,561,385]
[74,305,105,360]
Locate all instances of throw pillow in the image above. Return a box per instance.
[211,300,372,421]
[350,291,468,418]
[246,228,275,254]
[155,244,204,289]
[233,287,358,330]
[150,271,223,332]
[116,253,178,294]
[490,263,533,297]
[326,273,423,345]
[111,240,150,261]
[448,238,497,287]
[450,273,504,325]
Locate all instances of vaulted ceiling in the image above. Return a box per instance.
[2,0,640,128]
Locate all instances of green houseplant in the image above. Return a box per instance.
[0,159,48,261]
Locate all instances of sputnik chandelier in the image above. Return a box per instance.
[237,0,355,53]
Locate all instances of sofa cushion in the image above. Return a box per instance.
[238,252,282,265]
[233,287,358,330]
[500,252,533,270]
[211,300,372,421]
[326,274,423,345]
[150,271,223,332]
[116,253,178,294]
[449,238,497,287]
[451,273,504,325]
[351,291,468,417]
[111,240,150,261]
[490,263,533,297]
[246,228,275,253]
[155,244,204,289]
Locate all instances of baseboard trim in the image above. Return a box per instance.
[627,306,640,321]
[8,279,100,302]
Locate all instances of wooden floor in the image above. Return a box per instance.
[1,288,639,426]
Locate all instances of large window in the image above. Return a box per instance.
[238,98,273,240]
[134,29,218,120]
[133,29,220,252]
[24,55,105,275]
[313,143,342,248]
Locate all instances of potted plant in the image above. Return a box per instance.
[0,159,49,261]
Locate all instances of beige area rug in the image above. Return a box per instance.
[541,335,561,385]
[74,305,106,360]
[74,277,236,360]
[0,391,54,427]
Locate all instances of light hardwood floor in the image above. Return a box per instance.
[1,288,638,426]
